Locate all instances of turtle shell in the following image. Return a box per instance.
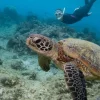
[58,38,100,78]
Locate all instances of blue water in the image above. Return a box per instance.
[0,0,100,34]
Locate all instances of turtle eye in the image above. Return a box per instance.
[35,39,41,43]
[32,37,41,44]
[29,36,33,38]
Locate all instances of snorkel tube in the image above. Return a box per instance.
[63,7,65,15]
[58,7,65,20]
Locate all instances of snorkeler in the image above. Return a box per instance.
[55,0,96,24]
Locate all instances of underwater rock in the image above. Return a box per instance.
[28,72,37,80]
[82,27,97,42]
[7,34,25,49]
[0,59,3,65]
[21,72,31,76]
[7,34,26,52]
[13,89,23,100]
[7,33,36,55]
[83,27,90,34]
[11,60,26,70]
[16,14,40,34]
[54,81,69,94]
[7,37,19,48]
[0,77,19,87]
[16,22,31,34]
[75,27,99,44]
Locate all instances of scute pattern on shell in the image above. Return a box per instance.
[60,38,100,72]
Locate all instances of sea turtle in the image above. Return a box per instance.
[26,34,100,100]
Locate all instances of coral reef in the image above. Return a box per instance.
[16,14,40,34]
[6,33,34,55]
[0,76,19,87]
[0,7,22,27]
[82,28,97,42]
[7,34,26,51]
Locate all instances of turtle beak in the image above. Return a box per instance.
[26,37,36,47]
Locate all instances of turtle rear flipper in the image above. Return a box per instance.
[38,54,51,71]
[64,62,87,100]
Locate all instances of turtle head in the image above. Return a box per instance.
[26,34,54,57]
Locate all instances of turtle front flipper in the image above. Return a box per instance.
[38,54,51,71]
[64,62,87,100]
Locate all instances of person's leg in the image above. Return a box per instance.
[73,0,96,17]
[90,0,96,5]
[87,0,96,10]
[74,0,89,12]
[85,0,96,16]
[83,0,96,16]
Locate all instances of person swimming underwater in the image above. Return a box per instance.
[55,0,96,24]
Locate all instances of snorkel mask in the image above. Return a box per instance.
[55,7,65,20]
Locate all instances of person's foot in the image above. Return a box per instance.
[88,12,92,15]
